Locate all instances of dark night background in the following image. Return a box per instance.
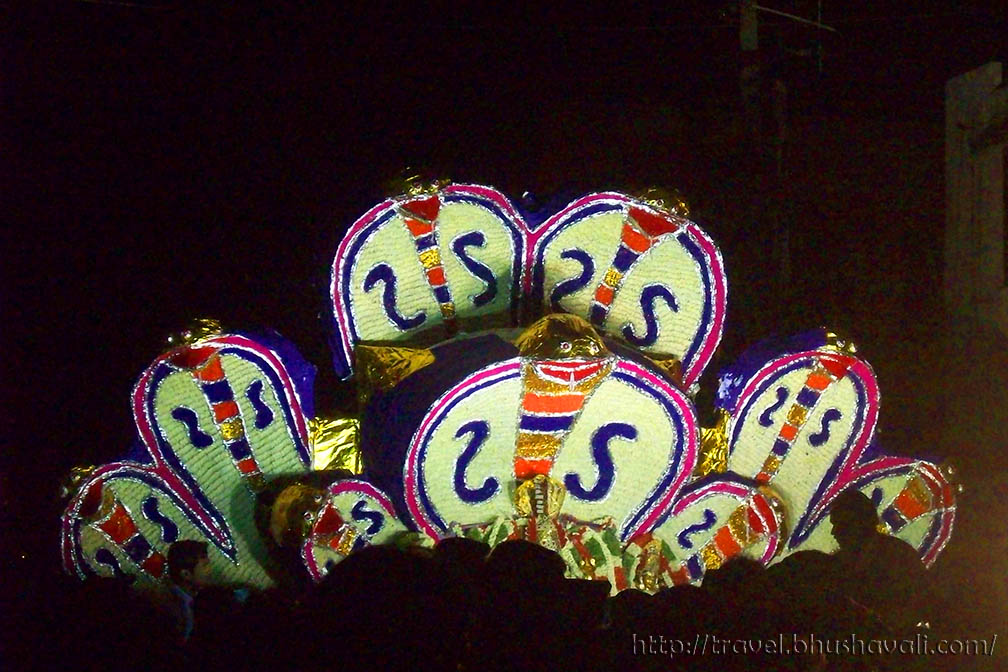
[4,2,1006,667]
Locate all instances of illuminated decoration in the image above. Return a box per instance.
[308,417,363,473]
[793,458,957,567]
[391,319,699,545]
[61,330,316,588]
[453,474,632,590]
[329,184,528,379]
[302,479,407,583]
[61,184,958,593]
[531,193,727,389]
[713,330,957,565]
[329,187,726,390]
[652,478,785,587]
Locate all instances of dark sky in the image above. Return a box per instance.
[3,0,1005,638]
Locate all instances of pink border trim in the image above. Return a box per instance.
[131,335,311,467]
[330,197,396,378]
[614,360,699,538]
[329,185,530,379]
[302,479,398,582]
[682,222,727,388]
[403,359,522,539]
[403,356,699,541]
[732,350,880,504]
[63,334,317,568]
[60,461,219,577]
[529,193,727,388]
[525,192,632,292]
[670,480,780,564]
[819,456,956,567]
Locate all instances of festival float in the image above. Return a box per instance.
[60,182,958,594]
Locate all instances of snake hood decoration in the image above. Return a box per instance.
[61,183,957,594]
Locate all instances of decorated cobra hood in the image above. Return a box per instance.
[61,324,317,588]
[61,183,958,594]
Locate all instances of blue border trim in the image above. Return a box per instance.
[728,356,869,548]
[415,369,522,533]
[444,193,525,326]
[238,329,317,420]
[808,462,944,562]
[147,363,234,555]
[651,472,754,530]
[145,348,312,555]
[531,201,622,299]
[73,465,236,573]
[340,208,398,346]
[677,231,713,369]
[218,346,313,466]
[610,369,688,540]
[715,330,829,412]
[333,193,526,378]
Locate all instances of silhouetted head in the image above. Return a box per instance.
[485,539,567,587]
[608,588,653,628]
[434,536,490,570]
[168,539,211,590]
[701,555,767,601]
[829,489,879,550]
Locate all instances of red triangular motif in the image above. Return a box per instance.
[399,195,441,223]
[629,206,678,238]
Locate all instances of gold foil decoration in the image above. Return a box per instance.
[634,538,664,592]
[220,418,245,441]
[514,314,609,360]
[699,544,723,571]
[513,474,566,518]
[823,331,858,356]
[61,464,98,499]
[786,404,808,427]
[695,409,730,477]
[418,248,441,269]
[636,568,659,593]
[728,506,754,543]
[636,187,690,219]
[165,318,224,349]
[761,454,783,476]
[309,417,363,473]
[384,169,452,198]
[939,461,964,496]
[536,516,562,551]
[646,355,684,389]
[269,483,326,547]
[515,433,563,459]
[603,268,623,287]
[335,526,359,556]
[756,485,788,552]
[354,344,436,407]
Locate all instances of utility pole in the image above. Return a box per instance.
[739,3,837,293]
[739,0,761,152]
[740,1,790,297]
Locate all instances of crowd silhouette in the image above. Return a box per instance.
[37,491,937,672]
